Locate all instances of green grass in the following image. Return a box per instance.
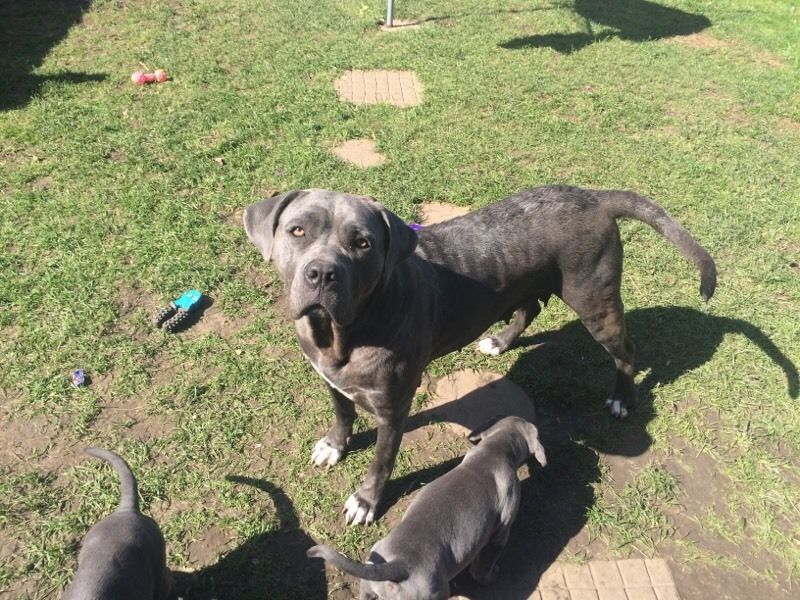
[1,0,799,598]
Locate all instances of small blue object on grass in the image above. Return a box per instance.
[71,368,85,387]
[153,289,203,332]
[174,289,202,311]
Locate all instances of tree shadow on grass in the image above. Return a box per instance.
[501,0,711,54]
[175,477,327,600]
[0,0,106,111]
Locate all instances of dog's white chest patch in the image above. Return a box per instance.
[307,359,354,401]
[303,353,383,412]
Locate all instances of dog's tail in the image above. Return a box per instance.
[596,190,717,301]
[306,544,409,583]
[85,448,139,513]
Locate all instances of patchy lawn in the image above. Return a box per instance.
[1,0,798,598]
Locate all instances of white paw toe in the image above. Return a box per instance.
[344,493,375,526]
[605,398,629,419]
[311,438,343,467]
[477,337,502,356]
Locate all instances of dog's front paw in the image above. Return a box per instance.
[344,492,376,526]
[605,398,629,419]
[477,336,503,356]
[311,437,344,467]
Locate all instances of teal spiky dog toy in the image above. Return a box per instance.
[153,289,202,332]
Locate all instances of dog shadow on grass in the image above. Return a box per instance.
[394,305,797,598]
[174,477,327,600]
[500,0,711,54]
[0,0,107,111]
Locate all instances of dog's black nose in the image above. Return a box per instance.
[304,261,337,288]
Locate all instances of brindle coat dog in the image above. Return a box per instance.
[244,185,716,525]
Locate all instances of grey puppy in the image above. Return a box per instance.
[63,448,174,600]
[244,185,716,525]
[307,416,547,600]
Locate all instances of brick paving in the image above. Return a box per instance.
[534,559,680,600]
[453,558,680,600]
[333,69,423,107]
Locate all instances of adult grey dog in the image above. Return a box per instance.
[63,448,174,600]
[244,185,716,525]
[307,416,547,600]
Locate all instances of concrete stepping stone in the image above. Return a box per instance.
[332,138,386,168]
[421,370,537,437]
[334,69,423,107]
[419,201,470,225]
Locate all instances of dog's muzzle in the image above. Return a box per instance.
[303,259,340,291]
[291,259,354,325]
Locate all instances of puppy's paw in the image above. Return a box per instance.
[311,437,344,467]
[605,398,629,419]
[471,563,499,586]
[477,336,503,356]
[344,492,376,526]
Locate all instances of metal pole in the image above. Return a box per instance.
[386,0,394,28]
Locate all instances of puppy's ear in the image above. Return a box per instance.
[376,203,417,286]
[523,422,547,467]
[243,190,306,261]
[467,414,506,444]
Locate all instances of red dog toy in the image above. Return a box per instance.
[131,69,169,85]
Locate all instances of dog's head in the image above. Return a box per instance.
[467,415,547,468]
[244,189,417,327]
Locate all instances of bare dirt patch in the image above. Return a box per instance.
[671,33,785,68]
[181,300,257,340]
[723,103,751,129]
[774,116,800,136]
[332,138,386,168]
[0,399,83,474]
[106,149,126,162]
[186,525,236,569]
[90,393,176,441]
[663,440,792,599]
[673,32,729,50]
[30,176,54,191]
[221,206,245,228]
[108,283,161,341]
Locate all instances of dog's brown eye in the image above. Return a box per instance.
[291,226,305,238]
[354,238,370,250]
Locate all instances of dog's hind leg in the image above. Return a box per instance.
[563,284,636,418]
[469,526,510,585]
[477,300,541,356]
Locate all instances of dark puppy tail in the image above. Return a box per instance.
[85,448,139,513]
[596,190,717,301]
[307,545,409,583]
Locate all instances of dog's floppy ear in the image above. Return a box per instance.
[376,202,418,286]
[467,414,506,444]
[243,190,307,261]
[522,422,547,467]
